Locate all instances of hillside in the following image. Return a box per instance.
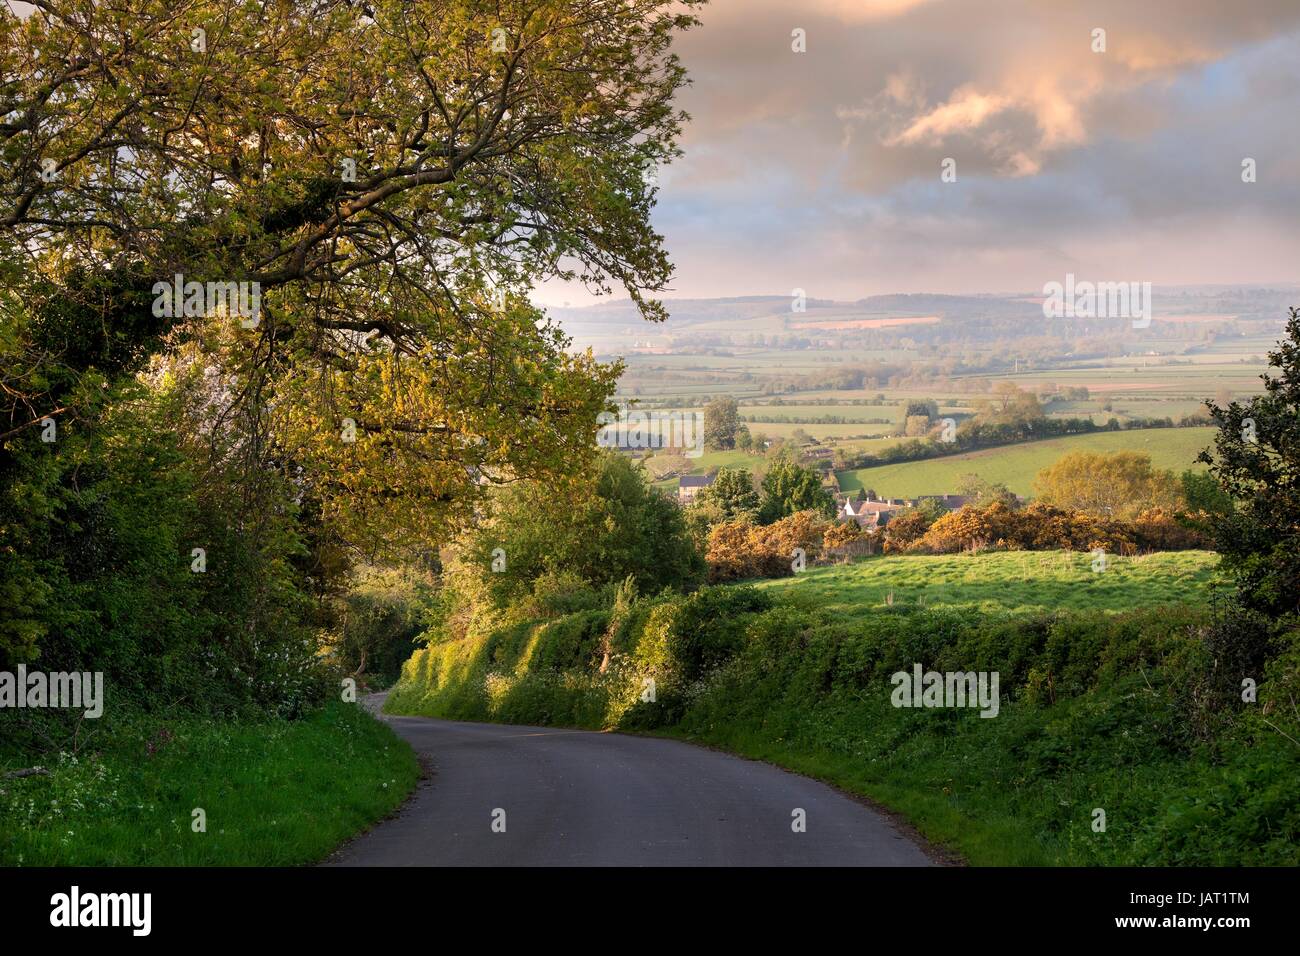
[837,427,1215,496]
[755,550,1218,614]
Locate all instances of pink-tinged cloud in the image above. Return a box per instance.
[804,0,937,21]
[888,88,1013,145]
[547,0,1300,301]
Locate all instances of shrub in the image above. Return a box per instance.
[530,609,612,672]
[916,507,999,553]
[1130,508,1211,551]
[907,502,1210,555]
[705,510,830,581]
[882,509,933,552]
[704,518,770,582]
[670,586,773,683]
[821,521,863,549]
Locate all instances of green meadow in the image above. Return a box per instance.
[837,427,1215,496]
[755,550,1220,616]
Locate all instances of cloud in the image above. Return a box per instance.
[803,0,937,21]
[888,87,1013,145]
[593,0,1300,298]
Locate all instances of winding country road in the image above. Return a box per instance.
[326,694,936,867]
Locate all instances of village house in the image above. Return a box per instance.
[838,496,903,530]
[678,473,715,504]
[836,490,974,529]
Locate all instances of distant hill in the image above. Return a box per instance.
[546,286,1297,354]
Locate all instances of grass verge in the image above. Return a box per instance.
[0,701,418,865]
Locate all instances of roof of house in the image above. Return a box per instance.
[842,510,889,529]
[916,494,973,508]
[844,499,901,515]
[678,474,715,488]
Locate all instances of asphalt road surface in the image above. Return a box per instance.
[326,694,936,867]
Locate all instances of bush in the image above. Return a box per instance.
[705,510,830,581]
[670,586,773,684]
[915,507,999,553]
[1130,508,1211,551]
[530,609,612,672]
[0,375,327,723]
[882,509,933,552]
[906,502,1211,555]
[462,452,705,608]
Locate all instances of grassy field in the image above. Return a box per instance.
[757,550,1219,615]
[738,421,889,439]
[837,427,1215,496]
[736,402,899,420]
[987,361,1268,398]
[645,448,764,487]
[0,702,418,865]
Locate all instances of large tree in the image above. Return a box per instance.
[1199,308,1300,617]
[0,0,701,551]
[1033,450,1182,519]
[973,382,1043,428]
[757,456,834,524]
[693,467,759,521]
[703,395,739,451]
[461,452,704,608]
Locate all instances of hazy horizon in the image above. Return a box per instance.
[538,282,1300,312]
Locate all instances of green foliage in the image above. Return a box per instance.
[1179,468,1234,517]
[0,0,706,673]
[668,586,774,685]
[758,456,835,523]
[902,398,939,420]
[692,466,759,520]
[956,473,1018,509]
[704,396,740,450]
[0,366,328,718]
[463,452,704,610]
[1034,450,1183,519]
[530,610,612,673]
[1199,308,1300,617]
[326,565,438,686]
[2,0,703,549]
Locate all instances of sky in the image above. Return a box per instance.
[535,0,1300,305]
